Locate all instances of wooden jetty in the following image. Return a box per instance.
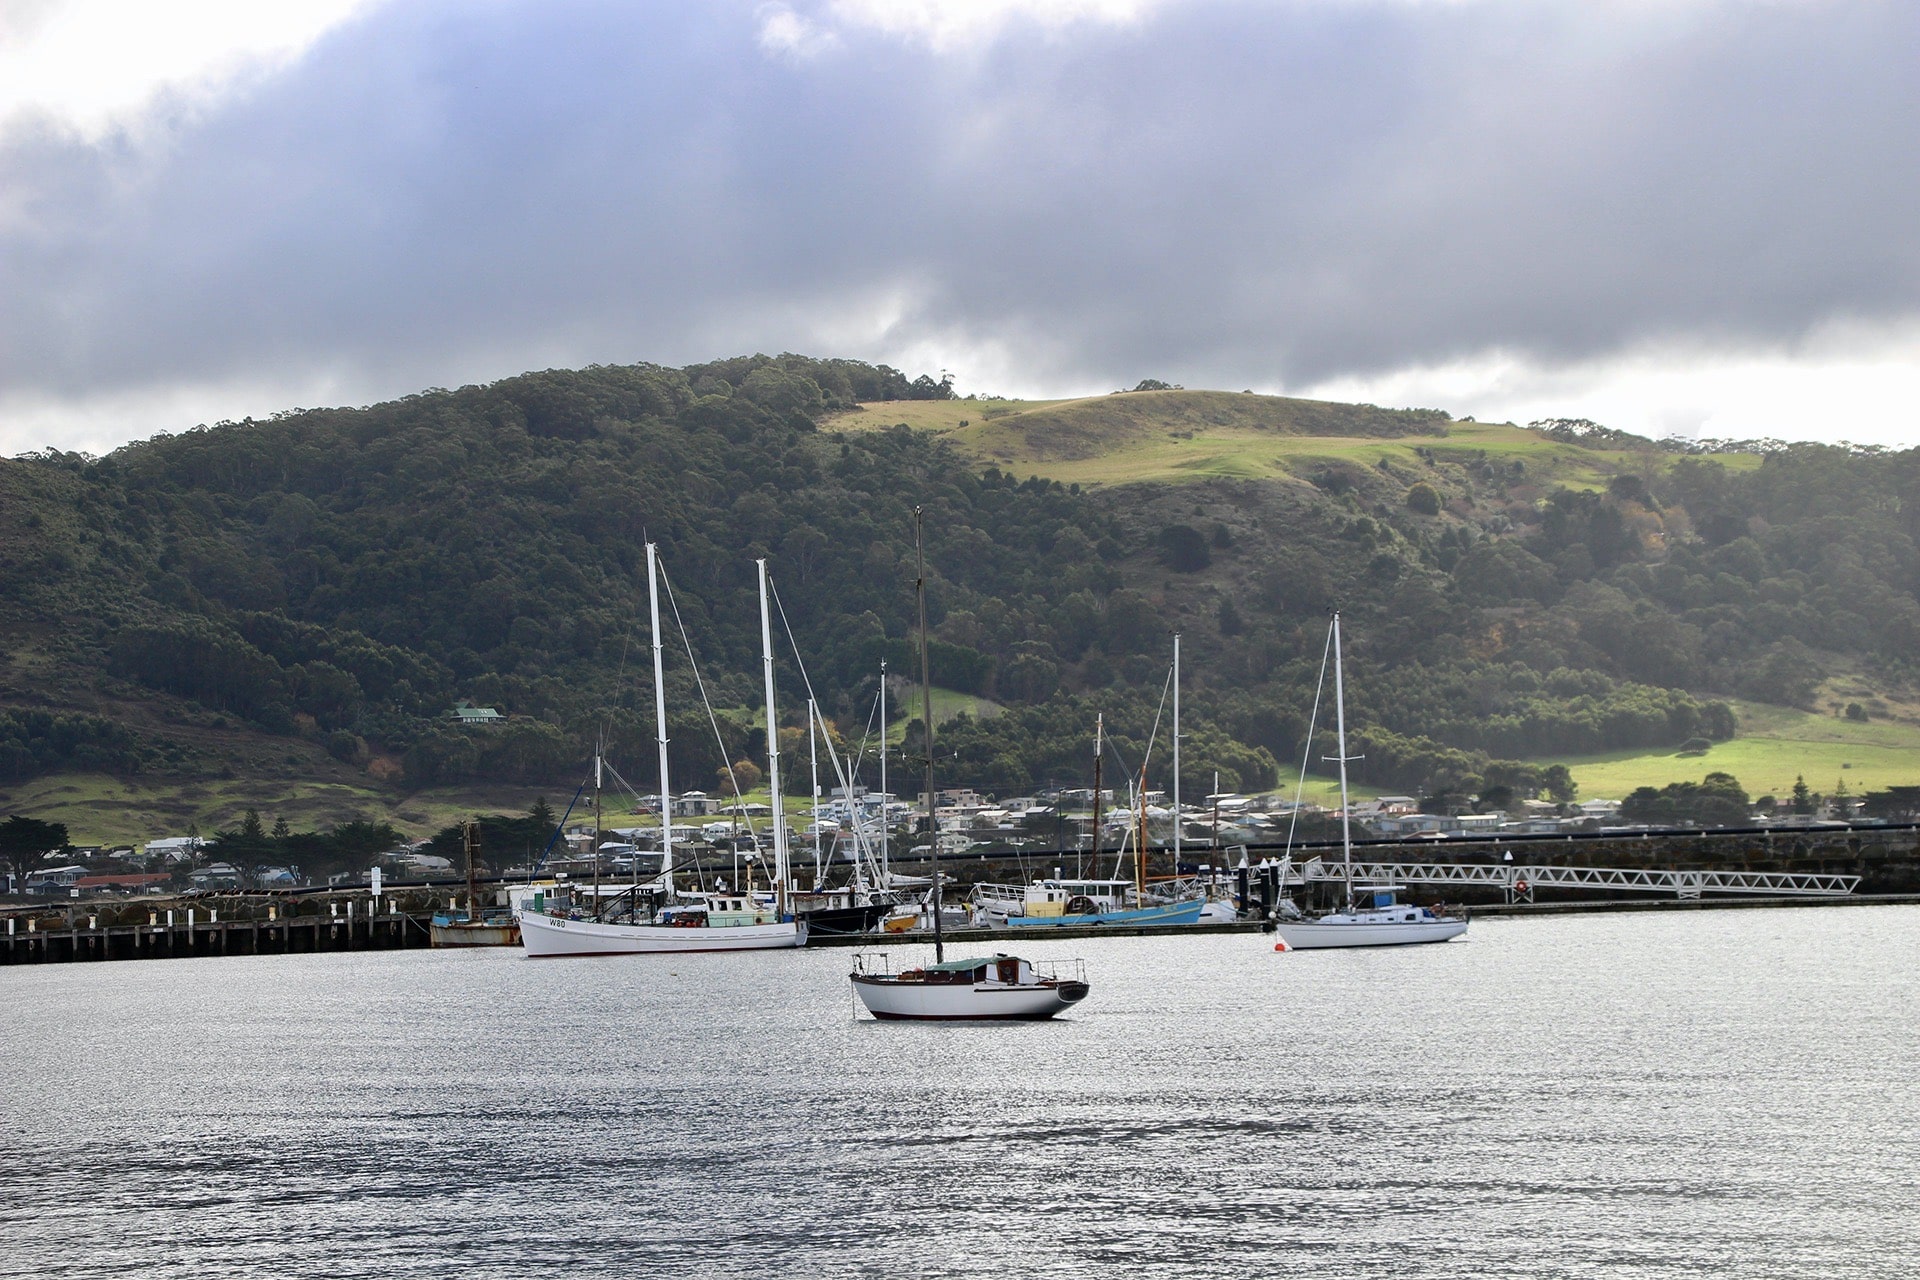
[1,895,430,965]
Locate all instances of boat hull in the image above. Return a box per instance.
[430,921,521,948]
[796,902,893,936]
[1004,898,1205,928]
[519,910,807,956]
[1271,918,1468,949]
[850,973,1090,1020]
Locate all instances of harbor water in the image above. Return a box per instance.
[2,905,1916,1278]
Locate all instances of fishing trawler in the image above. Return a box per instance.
[974,878,1205,928]
[431,822,522,947]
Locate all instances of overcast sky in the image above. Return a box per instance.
[3,0,1917,457]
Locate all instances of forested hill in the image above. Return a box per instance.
[2,353,1918,809]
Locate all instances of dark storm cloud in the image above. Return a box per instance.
[2,0,1916,427]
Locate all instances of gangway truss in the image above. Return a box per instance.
[1293,857,1860,901]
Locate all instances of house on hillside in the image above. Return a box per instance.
[188,862,243,889]
[145,836,205,863]
[448,701,504,727]
[672,791,720,817]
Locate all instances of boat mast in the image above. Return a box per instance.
[1332,610,1353,913]
[809,697,822,892]
[1136,762,1147,904]
[1172,632,1181,874]
[1088,714,1104,881]
[592,747,603,920]
[878,658,889,893]
[914,508,943,965]
[757,558,789,917]
[463,819,479,923]
[646,542,673,905]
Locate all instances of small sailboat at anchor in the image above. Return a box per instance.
[1269,611,1468,951]
[850,510,1090,1020]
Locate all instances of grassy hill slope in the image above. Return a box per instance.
[831,391,1752,491]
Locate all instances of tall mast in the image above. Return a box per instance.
[1136,762,1147,903]
[646,542,673,904]
[464,819,480,923]
[592,748,603,920]
[914,508,943,965]
[1088,713,1104,881]
[757,558,788,916]
[1172,632,1182,873]
[878,658,889,891]
[1332,610,1353,912]
[809,697,822,892]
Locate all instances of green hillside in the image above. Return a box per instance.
[4,353,1920,856]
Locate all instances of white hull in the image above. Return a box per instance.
[1271,917,1467,949]
[851,973,1087,1020]
[519,909,807,956]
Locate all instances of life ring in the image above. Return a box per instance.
[1514,878,1529,894]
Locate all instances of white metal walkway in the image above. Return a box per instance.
[1290,856,1860,901]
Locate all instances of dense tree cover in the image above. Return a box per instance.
[0,710,147,780]
[4,356,1920,805]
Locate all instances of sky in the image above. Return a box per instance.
[2,0,1917,457]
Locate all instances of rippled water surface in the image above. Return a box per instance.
[3,906,1918,1278]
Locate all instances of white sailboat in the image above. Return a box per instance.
[519,546,806,957]
[1270,612,1468,951]
[850,509,1090,1020]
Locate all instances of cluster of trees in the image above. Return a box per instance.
[1620,772,1752,827]
[419,800,561,867]
[203,809,404,881]
[1,814,70,886]
[0,710,145,780]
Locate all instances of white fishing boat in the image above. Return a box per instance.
[1270,612,1468,951]
[520,889,806,956]
[850,509,1090,1020]
[518,545,806,958]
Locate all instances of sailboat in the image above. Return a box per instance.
[518,546,807,957]
[850,509,1091,1020]
[1269,612,1468,950]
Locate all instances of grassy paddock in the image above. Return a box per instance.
[1558,701,1920,802]
[0,773,572,847]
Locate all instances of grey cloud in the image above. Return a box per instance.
[2,0,1915,441]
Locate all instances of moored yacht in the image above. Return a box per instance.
[517,545,807,958]
[850,509,1090,1020]
[851,952,1089,1020]
[1271,886,1467,949]
[1270,612,1468,951]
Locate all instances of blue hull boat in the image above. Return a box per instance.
[1005,898,1206,928]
